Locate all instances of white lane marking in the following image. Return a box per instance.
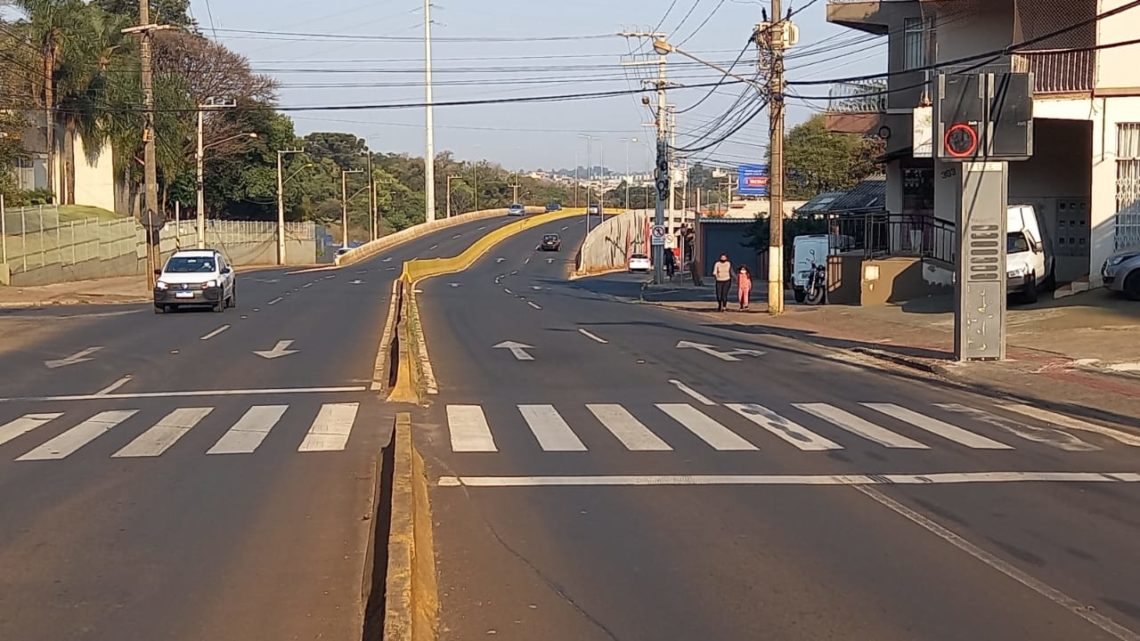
[200,325,230,341]
[1,386,367,403]
[298,403,359,452]
[438,471,1140,488]
[477,226,486,231]
[999,404,1140,447]
[667,380,715,406]
[726,403,841,451]
[936,404,1100,452]
[94,375,133,397]
[852,484,1140,641]
[447,405,497,452]
[794,403,928,449]
[44,346,103,369]
[524,257,531,264]
[657,404,757,451]
[429,244,439,250]
[519,405,587,451]
[527,301,542,310]
[578,328,608,344]
[113,407,213,458]
[560,226,569,231]
[302,282,314,288]
[267,297,283,306]
[17,410,138,460]
[863,403,1013,449]
[0,413,62,447]
[503,288,513,295]
[208,405,289,454]
[587,404,672,451]
[452,233,462,239]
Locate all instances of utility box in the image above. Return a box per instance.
[936,72,1033,162]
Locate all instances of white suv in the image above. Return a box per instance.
[154,249,236,314]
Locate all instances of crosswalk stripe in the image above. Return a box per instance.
[587,404,672,451]
[448,405,497,452]
[0,413,63,447]
[519,405,587,451]
[862,403,1013,449]
[936,404,1100,452]
[207,405,289,455]
[16,410,138,461]
[726,403,842,451]
[793,403,929,449]
[657,404,758,451]
[999,404,1140,447]
[113,408,213,458]
[298,403,359,452]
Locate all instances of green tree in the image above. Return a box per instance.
[783,114,883,200]
[92,0,196,28]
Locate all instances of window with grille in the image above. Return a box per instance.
[1116,123,1140,250]
[903,17,934,71]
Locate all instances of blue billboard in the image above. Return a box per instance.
[738,164,769,197]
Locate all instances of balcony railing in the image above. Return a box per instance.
[827,81,888,113]
[1012,49,1094,94]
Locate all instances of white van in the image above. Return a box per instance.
[1006,204,1054,303]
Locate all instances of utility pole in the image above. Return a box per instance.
[759,5,789,315]
[472,163,479,212]
[509,173,521,204]
[123,2,172,288]
[423,0,437,223]
[363,151,376,240]
[341,169,364,248]
[276,148,304,264]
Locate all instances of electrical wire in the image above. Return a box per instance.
[675,37,754,115]
[676,0,728,46]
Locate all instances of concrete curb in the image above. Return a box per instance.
[382,413,438,641]
[850,347,956,377]
[0,297,149,309]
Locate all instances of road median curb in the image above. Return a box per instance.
[381,412,439,641]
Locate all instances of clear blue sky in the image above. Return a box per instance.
[191,0,885,172]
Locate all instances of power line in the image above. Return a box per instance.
[207,26,615,43]
[675,37,754,115]
[677,0,728,46]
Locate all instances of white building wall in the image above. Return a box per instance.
[1097,0,1140,90]
[73,134,116,212]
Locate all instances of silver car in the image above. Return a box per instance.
[1102,247,1140,300]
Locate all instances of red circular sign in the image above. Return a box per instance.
[945,123,979,158]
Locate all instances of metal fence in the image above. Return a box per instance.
[829,212,956,264]
[0,205,139,274]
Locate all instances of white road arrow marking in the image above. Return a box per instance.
[675,341,764,362]
[350,279,364,285]
[494,341,535,361]
[547,258,554,264]
[496,257,506,263]
[254,340,299,360]
[382,257,392,262]
[449,283,461,288]
[45,347,102,369]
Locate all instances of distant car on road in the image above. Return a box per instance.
[153,249,236,314]
[628,253,651,273]
[335,246,351,257]
[587,202,603,216]
[1103,246,1140,300]
[507,203,526,216]
[540,234,562,251]
[545,202,562,212]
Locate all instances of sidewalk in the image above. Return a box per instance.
[641,281,1140,425]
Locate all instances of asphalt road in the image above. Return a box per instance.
[0,214,517,641]
[416,217,1140,640]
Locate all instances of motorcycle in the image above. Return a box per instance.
[805,262,827,305]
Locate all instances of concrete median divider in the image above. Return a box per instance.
[385,209,583,404]
[377,412,438,641]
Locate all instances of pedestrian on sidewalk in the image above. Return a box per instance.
[737,265,752,311]
[713,253,732,312]
[664,249,676,280]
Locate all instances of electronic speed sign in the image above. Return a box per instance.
[944,123,980,159]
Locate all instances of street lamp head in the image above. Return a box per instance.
[652,39,673,55]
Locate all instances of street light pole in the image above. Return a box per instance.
[423,0,437,223]
[341,169,364,248]
[363,151,376,241]
[277,148,304,265]
[195,98,236,249]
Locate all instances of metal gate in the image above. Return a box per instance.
[1116,123,1140,250]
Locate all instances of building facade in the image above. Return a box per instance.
[825,0,1140,288]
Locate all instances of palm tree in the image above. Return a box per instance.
[13,0,97,204]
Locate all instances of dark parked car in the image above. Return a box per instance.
[540,234,562,251]
[545,202,563,212]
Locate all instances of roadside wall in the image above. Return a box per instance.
[576,209,650,274]
[1,208,317,286]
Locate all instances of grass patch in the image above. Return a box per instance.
[58,204,124,222]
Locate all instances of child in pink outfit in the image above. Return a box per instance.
[737,265,752,310]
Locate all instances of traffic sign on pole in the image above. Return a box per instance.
[651,224,667,246]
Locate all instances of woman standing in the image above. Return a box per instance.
[712,254,733,312]
[737,265,752,311]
